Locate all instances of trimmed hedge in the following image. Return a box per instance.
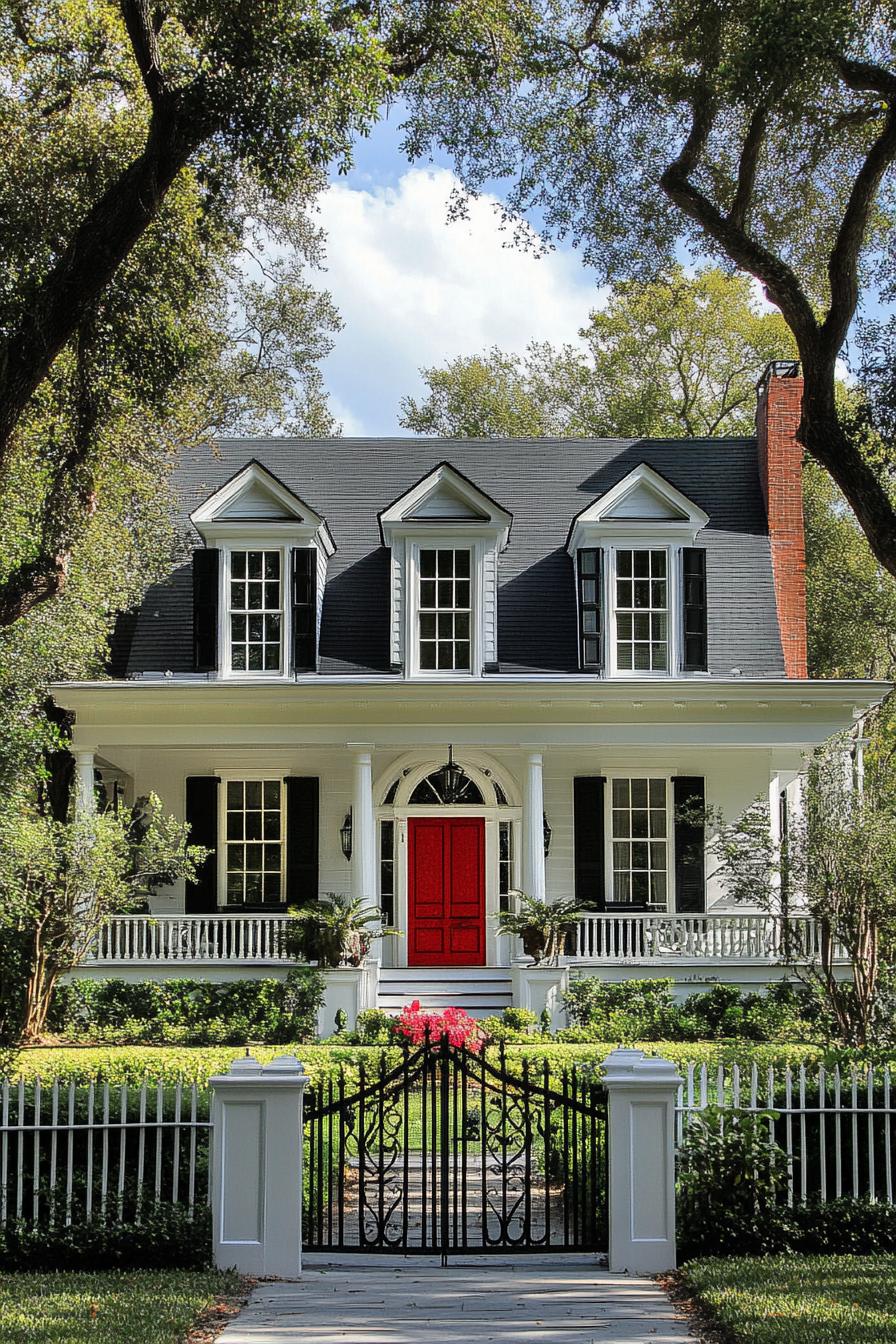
[11,1038,838,1087]
[563,978,820,1043]
[0,1205,212,1271]
[50,971,324,1046]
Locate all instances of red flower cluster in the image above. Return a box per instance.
[393,1001,484,1053]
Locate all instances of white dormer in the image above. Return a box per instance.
[566,463,708,552]
[190,461,335,679]
[566,464,709,677]
[379,463,512,677]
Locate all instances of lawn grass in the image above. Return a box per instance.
[680,1254,896,1343]
[0,1269,244,1344]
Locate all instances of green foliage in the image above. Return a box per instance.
[714,729,896,1047]
[0,1206,212,1273]
[562,979,818,1044]
[0,1267,243,1344]
[678,1105,790,1258]
[480,1007,539,1042]
[494,892,583,965]
[50,971,324,1047]
[348,1009,395,1045]
[401,267,795,438]
[285,894,397,967]
[0,797,205,1047]
[681,1254,896,1343]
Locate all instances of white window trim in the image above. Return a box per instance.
[217,774,286,909]
[605,542,681,679]
[603,770,675,911]
[219,542,291,681]
[404,536,486,679]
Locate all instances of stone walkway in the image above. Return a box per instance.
[217,1254,693,1343]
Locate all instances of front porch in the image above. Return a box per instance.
[83,909,836,970]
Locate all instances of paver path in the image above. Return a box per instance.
[217,1254,693,1343]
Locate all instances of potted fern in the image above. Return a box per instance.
[495,891,583,966]
[285,894,398,1038]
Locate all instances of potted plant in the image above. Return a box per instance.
[495,891,584,966]
[285,892,397,968]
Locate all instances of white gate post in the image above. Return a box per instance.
[602,1048,682,1274]
[210,1055,308,1278]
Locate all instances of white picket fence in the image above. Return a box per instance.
[0,1078,210,1227]
[676,1061,896,1206]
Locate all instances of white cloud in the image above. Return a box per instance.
[316,168,598,434]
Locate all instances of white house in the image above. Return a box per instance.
[55,363,886,1020]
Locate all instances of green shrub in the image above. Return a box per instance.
[348,1009,395,1044]
[50,970,324,1046]
[480,1007,539,1042]
[678,1104,791,1258]
[562,977,820,1043]
[0,1204,211,1270]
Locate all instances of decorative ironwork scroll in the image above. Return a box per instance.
[303,1036,607,1256]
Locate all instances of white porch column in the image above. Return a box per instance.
[350,744,377,903]
[210,1055,308,1277]
[73,750,97,817]
[602,1048,682,1274]
[522,750,546,901]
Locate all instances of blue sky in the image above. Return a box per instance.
[317,116,603,434]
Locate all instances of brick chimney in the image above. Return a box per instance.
[756,362,807,679]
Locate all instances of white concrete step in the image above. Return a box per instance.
[377,968,513,1020]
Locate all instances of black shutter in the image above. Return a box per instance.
[291,548,317,673]
[574,776,605,911]
[184,776,220,913]
[192,549,220,673]
[673,776,705,913]
[682,548,707,672]
[285,776,319,906]
[577,549,603,671]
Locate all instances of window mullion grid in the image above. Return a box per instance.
[418,547,471,672]
[614,547,669,673]
[229,549,283,673]
[610,776,669,910]
[224,778,283,907]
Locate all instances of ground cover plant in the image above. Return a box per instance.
[679,1255,896,1344]
[0,1268,243,1344]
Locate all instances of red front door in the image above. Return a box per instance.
[408,817,485,966]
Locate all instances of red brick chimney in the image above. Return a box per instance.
[756,362,807,679]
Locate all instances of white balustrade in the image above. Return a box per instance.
[569,912,846,964]
[86,915,293,965]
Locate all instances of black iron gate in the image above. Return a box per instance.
[303,1036,607,1255]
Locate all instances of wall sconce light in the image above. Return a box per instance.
[543,812,552,858]
[340,810,353,861]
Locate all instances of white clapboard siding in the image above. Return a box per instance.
[676,1061,895,1206]
[0,1077,210,1228]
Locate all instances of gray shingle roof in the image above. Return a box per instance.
[109,436,785,678]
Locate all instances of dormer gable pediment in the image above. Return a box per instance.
[190,460,335,553]
[567,463,708,552]
[379,462,512,547]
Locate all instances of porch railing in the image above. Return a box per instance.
[567,913,846,963]
[86,914,293,965]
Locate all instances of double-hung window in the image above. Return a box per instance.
[418,548,471,672]
[615,549,668,672]
[229,550,283,672]
[610,777,668,907]
[224,779,283,905]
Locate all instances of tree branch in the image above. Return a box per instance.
[660,98,819,350]
[118,0,168,108]
[728,103,767,231]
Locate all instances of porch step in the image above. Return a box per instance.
[377,968,513,1020]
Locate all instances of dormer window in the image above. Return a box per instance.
[419,548,472,671]
[379,463,511,678]
[567,464,709,677]
[229,550,283,672]
[189,461,334,679]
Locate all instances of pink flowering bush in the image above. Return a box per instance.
[393,1001,484,1053]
